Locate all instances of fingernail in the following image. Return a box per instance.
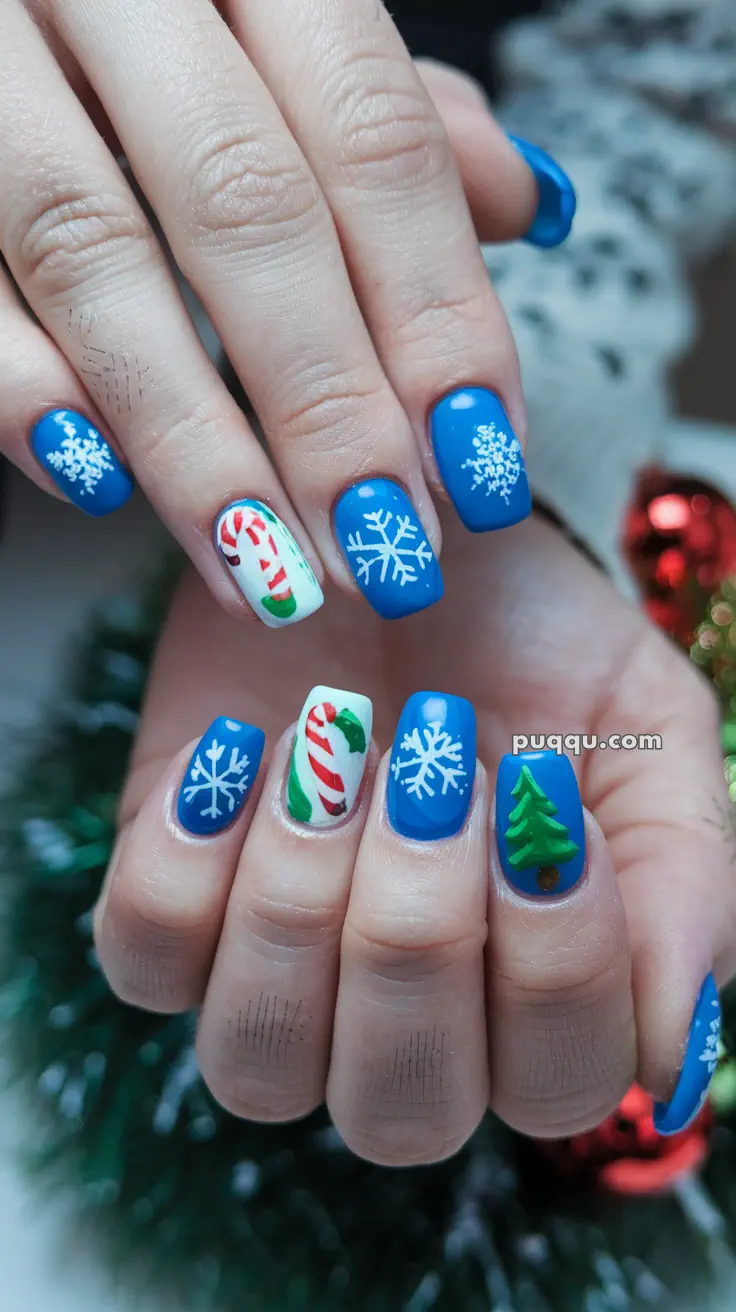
[30,409,134,515]
[431,388,531,533]
[215,499,324,627]
[287,685,372,828]
[508,135,576,248]
[495,749,585,896]
[387,691,475,840]
[177,716,265,836]
[654,973,721,1136]
[333,479,443,619]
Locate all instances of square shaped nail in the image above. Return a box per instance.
[287,685,372,828]
[495,749,585,896]
[387,691,476,840]
[431,388,531,533]
[216,500,324,627]
[31,409,134,516]
[333,478,443,619]
[177,716,265,836]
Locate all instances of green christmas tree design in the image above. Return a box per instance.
[504,766,580,880]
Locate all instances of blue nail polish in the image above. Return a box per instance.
[431,388,531,533]
[495,750,585,896]
[654,974,721,1136]
[177,716,265,837]
[387,691,475,840]
[508,135,576,249]
[334,479,443,619]
[30,409,134,516]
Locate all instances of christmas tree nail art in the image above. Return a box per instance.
[287,686,372,828]
[495,750,586,896]
[215,500,324,628]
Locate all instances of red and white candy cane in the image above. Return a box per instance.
[305,702,347,818]
[217,505,295,616]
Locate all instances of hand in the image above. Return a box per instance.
[94,510,734,1165]
[1,2,572,624]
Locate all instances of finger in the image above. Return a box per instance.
[490,749,636,1137]
[196,688,373,1122]
[413,60,538,243]
[51,0,443,620]
[327,692,488,1166]
[0,260,132,510]
[0,1,322,623]
[587,627,734,1134]
[94,716,265,1012]
[234,4,571,535]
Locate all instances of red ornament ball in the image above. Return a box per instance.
[538,1084,711,1195]
[623,470,736,646]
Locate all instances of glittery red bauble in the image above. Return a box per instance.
[538,1085,712,1195]
[623,470,736,646]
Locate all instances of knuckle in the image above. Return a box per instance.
[275,362,388,452]
[202,1072,318,1125]
[391,288,496,358]
[496,926,621,1010]
[182,130,321,244]
[331,1110,474,1168]
[343,915,486,980]
[14,186,152,293]
[197,998,319,1123]
[240,887,346,953]
[95,886,213,1012]
[327,67,451,189]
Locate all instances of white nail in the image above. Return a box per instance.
[288,686,373,828]
[216,500,323,627]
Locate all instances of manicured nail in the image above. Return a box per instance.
[177,716,265,836]
[30,409,134,516]
[287,685,372,828]
[431,388,531,533]
[216,499,324,628]
[387,691,475,840]
[653,974,721,1136]
[495,749,585,896]
[508,135,576,248]
[334,479,443,619]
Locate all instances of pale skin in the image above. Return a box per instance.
[1,0,537,616]
[95,510,736,1166]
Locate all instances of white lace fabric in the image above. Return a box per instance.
[487,0,736,591]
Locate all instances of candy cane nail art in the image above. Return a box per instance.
[215,500,324,628]
[288,686,372,828]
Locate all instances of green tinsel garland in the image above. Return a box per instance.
[3,574,736,1312]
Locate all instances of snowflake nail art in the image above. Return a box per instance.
[177,716,265,837]
[387,692,476,841]
[334,479,443,619]
[31,409,134,516]
[431,388,531,533]
[654,974,721,1136]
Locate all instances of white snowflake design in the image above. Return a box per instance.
[698,1000,722,1077]
[461,423,522,505]
[182,738,251,821]
[345,510,432,589]
[45,413,114,497]
[391,722,467,801]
